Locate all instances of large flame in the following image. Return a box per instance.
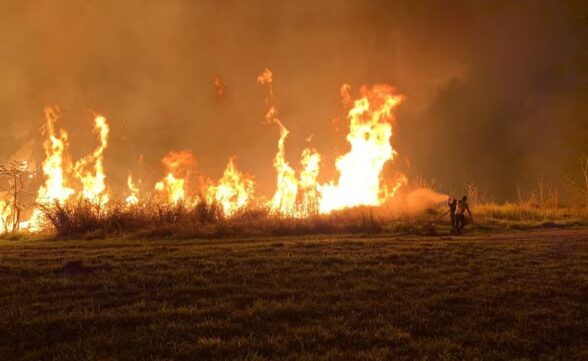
[257,68,302,216]
[74,114,110,206]
[207,158,254,216]
[318,85,404,213]
[27,107,75,231]
[269,120,299,215]
[36,107,75,205]
[1,71,411,234]
[256,70,407,217]
[155,150,195,204]
[298,148,321,216]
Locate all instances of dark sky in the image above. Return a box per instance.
[0,0,586,201]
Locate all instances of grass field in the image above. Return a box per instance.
[1,229,587,360]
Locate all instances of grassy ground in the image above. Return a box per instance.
[1,229,587,360]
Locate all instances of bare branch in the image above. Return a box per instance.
[0,160,37,233]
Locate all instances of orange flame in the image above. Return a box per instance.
[125,175,140,206]
[298,148,321,216]
[13,71,411,233]
[155,150,195,204]
[207,158,255,216]
[28,107,75,231]
[37,107,75,204]
[74,114,110,206]
[269,120,299,215]
[214,76,226,96]
[319,85,404,213]
[257,68,302,216]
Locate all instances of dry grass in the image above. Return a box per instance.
[2,198,586,240]
[40,199,223,239]
[473,203,588,229]
[0,229,587,360]
[34,200,387,240]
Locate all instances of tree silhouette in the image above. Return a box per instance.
[0,161,36,232]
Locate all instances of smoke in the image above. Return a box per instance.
[0,0,586,201]
[381,187,448,216]
[404,188,448,214]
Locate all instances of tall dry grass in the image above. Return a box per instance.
[463,183,588,228]
[37,199,391,239]
[474,202,588,227]
[24,191,588,240]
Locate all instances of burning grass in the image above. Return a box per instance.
[35,199,389,239]
[4,72,587,239]
[19,197,588,240]
[0,76,414,233]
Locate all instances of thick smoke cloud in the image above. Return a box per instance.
[0,0,586,201]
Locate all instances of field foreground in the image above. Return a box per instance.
[1,229,587,360]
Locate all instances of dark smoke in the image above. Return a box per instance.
[0,0,586,201]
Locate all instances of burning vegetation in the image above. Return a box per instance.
[2,66,587,239]
[0,68,422,237]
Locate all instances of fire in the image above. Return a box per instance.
[256,68,274,96]
[267,123,323,217]
[269,120,299,215]
[155,150,195,204]
[125,175,140,206]
[256,70,406,217]
[214,76,226,96]
[298,148,321,216]
[27,107,75,231]
[318,85,404,213]
[340,84,353,107]
[36,107,75,205]
[257,68,277,124]
[207,158,255,216]
[0,70,410,234]
[155,174,185,204]
[257,68,302,216]
[74,114,110,207]
[383,174,409,200]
